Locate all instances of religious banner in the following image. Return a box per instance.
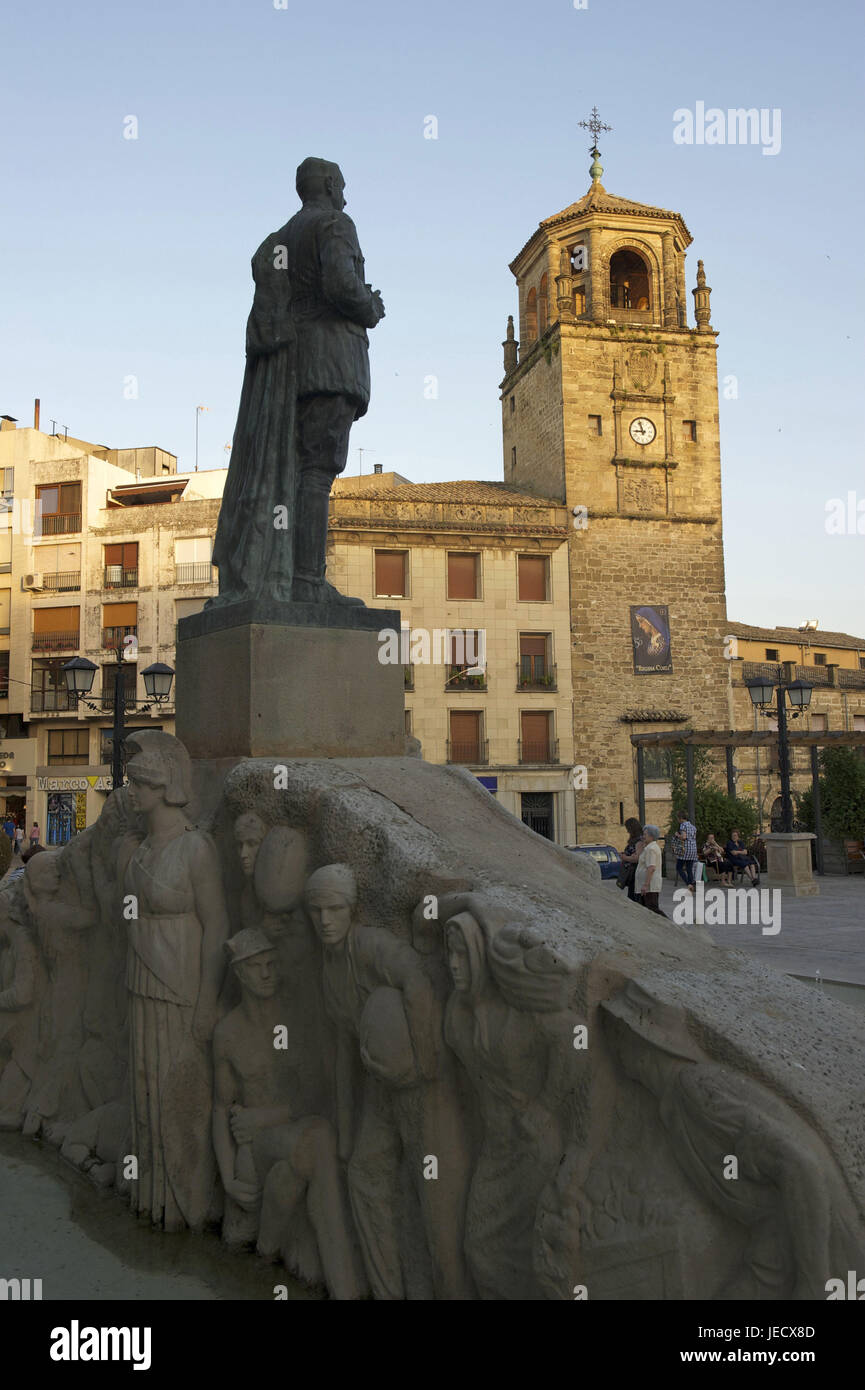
[630,605,673,674]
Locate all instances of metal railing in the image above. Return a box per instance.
[36,512,81,536]
[446,739,489,766]
[30,688,78,712]
[796,664,831,684]
[42,571,81,592]
[518,738,560,764]
[31,630,79,653]
[445,665,488,691]
[741,662,781,681]
[104,566,138,588]
[175,561,214,584]
[839,668,865,688]
[516,659,556,690]
[102,625,137,650]
[101,679,137,711]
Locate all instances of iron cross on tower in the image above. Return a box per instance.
[578,106,612,156]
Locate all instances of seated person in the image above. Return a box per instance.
[725,829,759,883]
[702,833,730,885]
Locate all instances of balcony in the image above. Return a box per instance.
[36,513,81,537]
[104,566,138,589]
[30,688,78,713]
[445,664,487,691]
[102,625,137,650]
[101,681,137,711]
[516,660,557,691]
[32,630,79,653]
[175,562,214,585]
[446,739,489,766]
[518,738,560,765]
[42,571,81,593]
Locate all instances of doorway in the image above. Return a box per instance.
[521,791,554,840]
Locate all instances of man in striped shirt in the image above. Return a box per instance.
[673,810,698,891]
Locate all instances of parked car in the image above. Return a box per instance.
[567,844,622,880]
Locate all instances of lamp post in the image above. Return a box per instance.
[63,648,175,792]
[744,676,813,832]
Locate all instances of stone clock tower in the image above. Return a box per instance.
[501,122,731,843]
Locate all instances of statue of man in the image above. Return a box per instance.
[211,157,385,608]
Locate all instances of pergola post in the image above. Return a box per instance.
[725,744,735,798]
[685,742,695,825]
[636,744,646,827]
[810,744,824,875]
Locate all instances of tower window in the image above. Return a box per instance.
[525,288,538,343]
[511,446,517,471]
[538,274,549,335]
[683,419,697,442]
[609,249,651,311]
[574,285,586,316]
[509,395,515,413]
[588,415,602,436]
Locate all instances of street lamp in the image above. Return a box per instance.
[62,648,175,792]
[745,675,813,833]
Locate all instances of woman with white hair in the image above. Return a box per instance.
[635,824,666,916]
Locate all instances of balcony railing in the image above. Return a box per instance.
[42,571,81,592]
[838,669,865,688]
[175,561,214,585]
[518,738,560,765]
[36,512,81,536]
[102,625,137,650]
[104,566,138,588]
[445,664,488,691]
[516,659,556,690]
[30,688,78,713]
[446,739,489,766]
[741,661,781,681]
[796,664,831,685]
[32,630,79,653]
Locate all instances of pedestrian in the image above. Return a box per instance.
[635,825,666,915]
[13,824,23,856]
[28,821,40,848]
[673,809,699,892]
[617,817,644,902]
[2,814,14,846]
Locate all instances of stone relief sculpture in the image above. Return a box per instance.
[305,864,474,1300]
[212,927,365,1299]
[3,735,863,1300]
[123,730,230,1231]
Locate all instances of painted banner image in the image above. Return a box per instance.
[631,604,673,674]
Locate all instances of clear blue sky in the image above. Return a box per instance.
[1,0,862,634]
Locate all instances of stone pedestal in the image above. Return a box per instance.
[175,599,404,759]
[763,832,819,897]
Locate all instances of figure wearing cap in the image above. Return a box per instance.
[212,926,365,1299]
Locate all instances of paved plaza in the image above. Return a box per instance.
[606,874,865,993]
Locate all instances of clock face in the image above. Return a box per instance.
[629,416,656,446]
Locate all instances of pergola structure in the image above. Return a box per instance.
[631,729,865,875]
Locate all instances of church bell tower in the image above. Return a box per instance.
[501,112,731,842]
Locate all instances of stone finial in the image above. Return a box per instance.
[502,315,518,373]
[692,258,712,332]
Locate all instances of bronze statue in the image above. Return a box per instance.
[211,157,385,608]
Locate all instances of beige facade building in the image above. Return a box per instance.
[329,474,578,843]
[0,417,226,841]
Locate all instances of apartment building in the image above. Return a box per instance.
[329,472,578,844]
[0,418,226,842]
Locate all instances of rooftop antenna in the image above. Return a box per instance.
[357,447,375,475]
[195,405,208,472]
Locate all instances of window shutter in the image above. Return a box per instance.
[518,555,547,601]
[447,553,478,599]
[375,551,406,596]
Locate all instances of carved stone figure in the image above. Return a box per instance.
[21,851,96,1142]
[0,881,42,1130]
[212,927,365,1299]
[441,895,583,1300]
[306,864,473,1300]
[601,982,865,1300]
[123,731,230,1231]
[211,157,385,607]
[233,812,333,1115]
